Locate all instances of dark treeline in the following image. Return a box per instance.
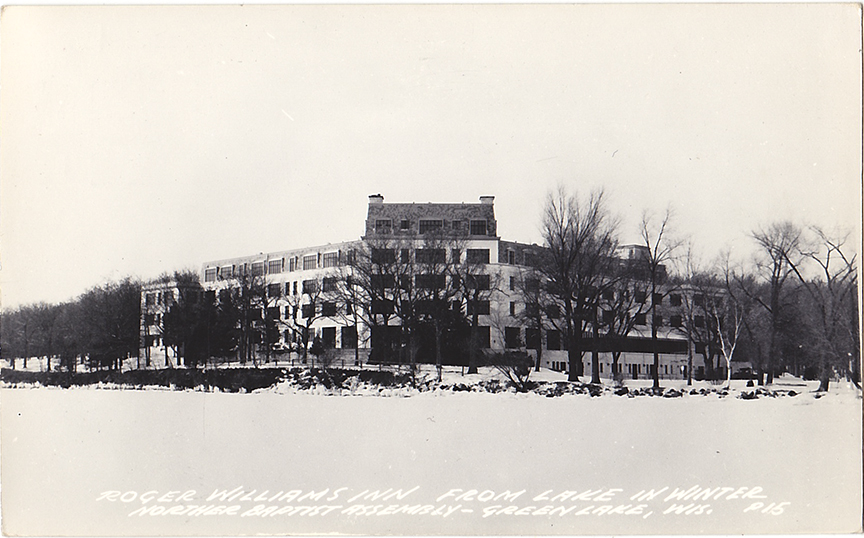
[1,278,140,372]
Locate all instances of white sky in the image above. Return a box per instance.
[1,4,861,308]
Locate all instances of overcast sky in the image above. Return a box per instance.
[1,4,860,308]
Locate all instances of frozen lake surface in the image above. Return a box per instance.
[1,377,861,535]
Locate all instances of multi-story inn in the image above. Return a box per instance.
[140,194,731,379]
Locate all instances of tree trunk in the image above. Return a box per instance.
[687,342,693,386]
[534,324,543,372]
[467,313,480,374]
[567,329,582,382]
[650,284,660,390]
[590,309,601,384]
[434,320,443,382]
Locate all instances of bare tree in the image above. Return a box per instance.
[746,222,802,384]
[598,262,651,384]
[539,186,618,383]
[786,226,858,391]
[640,208,681,391]
[451,238,499,377]
[32,302,62,372]
[513,267,548,372]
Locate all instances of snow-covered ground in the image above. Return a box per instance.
[1,371,861,536]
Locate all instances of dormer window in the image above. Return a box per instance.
[470,219,487,235]
[375,219,392,234]
[419,219,443,234]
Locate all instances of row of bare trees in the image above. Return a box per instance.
[535,185,858,392]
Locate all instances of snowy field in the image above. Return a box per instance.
[1,370,861,536]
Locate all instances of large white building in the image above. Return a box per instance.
[141,195,722,379]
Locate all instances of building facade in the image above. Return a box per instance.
[140,194,725,379]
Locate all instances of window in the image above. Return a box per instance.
[510,302,516,316]
[267,283,281,297]
[302,280,318,294]
[321,327,336,348]
[249,307,263,321]
[466,249,490,264]
[371,274,395,290]
[671,315,683,328]
[476,326,491,348]
[341,326,358,349]
[268,259,283,274]
[372,299,394,315]
[144,313,155,325]
[635,291,647,303]
[670,294,682,307]
[508,250,515,265]
[470,219,487,235]
[694,315,705,328]
[467,300,490,316]
[292,281,298,295]
[219,266,233,279]
[416,274,446,289]
[602,289,614,301]
[322,302,337,317]
[467,274,490,290]
[302,255,317,271]
[695,342,706,354]
[526,328,541,349]
[505,327,522,349]
[267,307,280,320]
[602,310,614,324]
[285,282,291,296]
[509,276,516,291]
[284,306,292,319]
[400,219,411,230]
[545,304,560,319]
[417,299,445,315]
[375,219,392,234]
[323,277,338,292]
[204,268,217,282]
[251,262,265,277]
[547,330,562,350]
[525,303,540,318]
[399,249,411,264]
[419,219,443,234]
[694,294,705,306]
[288,257,298,272]
[302,303,315,318]
[635,313,647,325]
[451,249,461,264]
[653,293,663,305]
[451,220,461,231]
[416,249,446,264]
[322,252,339,268]
[371,248,396,265]
[653,315,663,327]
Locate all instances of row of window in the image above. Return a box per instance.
[371,248,490,265]
[204,252,350,282]
[374,219,491,236]
[549,362,684,377]
[597,290,720,308]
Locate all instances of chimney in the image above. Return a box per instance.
[368,194,384,204]
[479,195,495,205]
